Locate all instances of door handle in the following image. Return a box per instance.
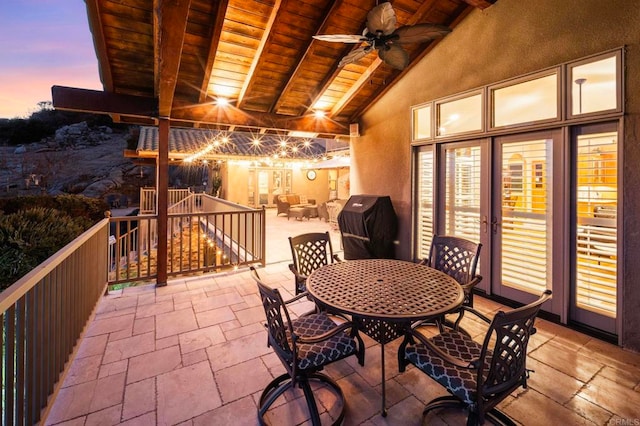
[481,215,488,233]
[491,217,500,234]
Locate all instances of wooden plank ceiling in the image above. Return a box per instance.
[53,0,496,138]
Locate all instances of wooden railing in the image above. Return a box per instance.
[108,199,266,285]
[0,219,109,425]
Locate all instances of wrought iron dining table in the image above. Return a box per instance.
[306,258,464,417]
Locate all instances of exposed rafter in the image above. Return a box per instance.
[156,0,191,117]
[237,0,282,107]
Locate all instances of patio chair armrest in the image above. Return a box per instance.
[295,320,356,344]
[458,305,491,324]
[460,275,482,294]
[282,291,311,305]
[409,328,477,369]
[288,263,307,282]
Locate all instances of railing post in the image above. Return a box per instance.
[261,206,267,266]
[156,118,169,286]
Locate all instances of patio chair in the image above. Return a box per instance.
[398,289,552,425]
[420,235,483,331]
[289,231,340,295]
[250,266,365,425]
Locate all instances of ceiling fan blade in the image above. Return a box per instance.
[366,2,397,36]
[393,24,451,44]
[313,34,367,43]
[378,44,409,70]
[339,47,371,67]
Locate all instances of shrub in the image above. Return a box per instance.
[0,207,93,291]
[0,194,108,222]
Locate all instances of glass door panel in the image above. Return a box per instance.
[444,145,481,243]
[257,171,269,205]
[572,127,617,332]
[415,147,434,259]
[494,135,553,301]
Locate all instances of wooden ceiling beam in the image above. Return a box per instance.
[237,0,282,108]
[52,86,158,118]
[198,0,229,103]
[271,0,340,114]
[156,0,191,117]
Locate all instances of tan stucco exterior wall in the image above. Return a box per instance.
[354,0,640,349]
[223,165,337,207]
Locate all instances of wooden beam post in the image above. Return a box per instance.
[156,118,170,286]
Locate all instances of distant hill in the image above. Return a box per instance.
[0,119,154,204]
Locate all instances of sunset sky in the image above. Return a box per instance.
[0,1,102,119]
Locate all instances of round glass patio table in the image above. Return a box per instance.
[306,259,464,417]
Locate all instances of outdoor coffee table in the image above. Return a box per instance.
[306,259,463,416]
[287,207,309,220]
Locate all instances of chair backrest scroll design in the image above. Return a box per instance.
[477,290,552,401]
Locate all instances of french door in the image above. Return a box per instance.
[416,126,619,329]
[415,141,489,293]
[492,131,561,307]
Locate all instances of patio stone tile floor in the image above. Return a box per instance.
[45,263,640,426]
[45,210,640,425]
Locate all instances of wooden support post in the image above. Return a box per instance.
[156,118,169,286]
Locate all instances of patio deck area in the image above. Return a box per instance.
[45,210,640,425]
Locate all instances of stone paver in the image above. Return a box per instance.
[127,346,182,384]
[157,361,222,425]
[178,325,226,354]
[44,258,640,426]
[122,378,156,421]
[214,358,273,403]
[155,308,199,339]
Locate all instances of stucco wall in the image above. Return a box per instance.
[354,0,640,349]
[224,166,335,207]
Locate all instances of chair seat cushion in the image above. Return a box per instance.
[290,313,358,370]
[405,329,492,404]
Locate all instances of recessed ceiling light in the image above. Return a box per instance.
[216,97,229,107]
[314,110,326,118]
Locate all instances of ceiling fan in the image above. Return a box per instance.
[313,2,450,70]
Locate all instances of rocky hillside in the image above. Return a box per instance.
[0,122,154,203]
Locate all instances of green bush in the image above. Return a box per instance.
[0,194,108,222]
[0,207,94,291]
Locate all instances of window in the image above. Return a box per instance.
[492,72,558,127]
[411,49,622,139]
[413,104,431,140]
[569,52,620,116]
[436,92,483,137]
